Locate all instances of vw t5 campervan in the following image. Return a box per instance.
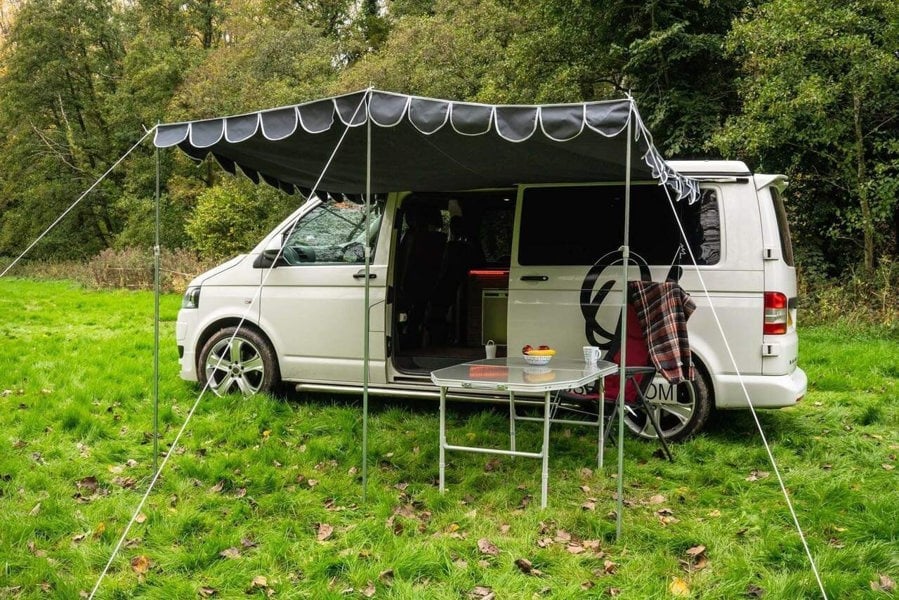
[176,160,806,440]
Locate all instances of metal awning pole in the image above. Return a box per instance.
[153,137,161,475]
[362,90,373,502]
[616,104,634,541]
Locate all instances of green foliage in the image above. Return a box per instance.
[186,178,298,260]
[0,279,898,597]
[715,0,899,272]
[0,0,896,285]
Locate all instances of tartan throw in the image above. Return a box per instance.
[628,280,696,384]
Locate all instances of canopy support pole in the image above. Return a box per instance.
[615,106,634,541]
[153,139,161,476]
[362,89,373,502]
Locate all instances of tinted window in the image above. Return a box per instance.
[517,185,719,266]
[771,187,795,266]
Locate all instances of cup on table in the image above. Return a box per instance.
[485,340,496,359]
[583,345,600,364]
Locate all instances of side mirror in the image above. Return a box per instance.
[252,248,286,269]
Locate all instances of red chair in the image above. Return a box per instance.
[563,280,696,462]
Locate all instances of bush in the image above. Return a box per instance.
[186,178,299,261]
[87,247,213,293]
[799,256,898,329]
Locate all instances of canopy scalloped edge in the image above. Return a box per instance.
[154,89,698,202]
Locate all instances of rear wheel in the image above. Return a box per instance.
[198,327,280,397]
[623,367,712,442]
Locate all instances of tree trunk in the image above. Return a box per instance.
[853,93,874,272]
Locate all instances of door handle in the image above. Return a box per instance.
[520,275,549,281]
[353,270,377,280]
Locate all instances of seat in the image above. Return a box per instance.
[562,280,696,462]
[396,205,446,348]
[428,216,484,345]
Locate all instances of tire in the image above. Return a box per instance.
[623,366,713,442]
[198,326,280,397]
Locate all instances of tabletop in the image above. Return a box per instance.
[430,357,618,393]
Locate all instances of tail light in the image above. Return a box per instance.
[764,292,788,335]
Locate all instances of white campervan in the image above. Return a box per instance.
[176,160,806,441]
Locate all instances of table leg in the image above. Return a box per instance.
[509,391,517,453]
[439,385,447,493]
[541,390,551,509]
[598,376,605,469]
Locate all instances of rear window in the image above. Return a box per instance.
[517,184,720,266]
[771,187,795,266]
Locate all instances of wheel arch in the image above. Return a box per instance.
[195,318,279,375]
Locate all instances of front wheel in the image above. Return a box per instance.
[624,368,713,442]
[198,327,280,397]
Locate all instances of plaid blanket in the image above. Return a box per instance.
[628,280,696,384]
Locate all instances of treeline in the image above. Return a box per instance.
[0,0,896,280]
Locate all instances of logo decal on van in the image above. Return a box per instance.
[579,251,651,349]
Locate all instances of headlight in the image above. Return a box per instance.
[182,286,201,309]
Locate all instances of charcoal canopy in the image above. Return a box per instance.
[154,89,697,199]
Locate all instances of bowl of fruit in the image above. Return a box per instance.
[522,344,556,366]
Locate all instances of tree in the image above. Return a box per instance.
[336,0,523,100]
[0,0,127,259]
[715,0,899,273]
[476,0,748,156]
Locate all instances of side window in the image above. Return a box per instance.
[517,185,720,266]
[770,187,795,266]
[281,199,383,265]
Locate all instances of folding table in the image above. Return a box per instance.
[431,357,617,508]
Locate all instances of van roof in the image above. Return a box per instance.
[668,160,752,176]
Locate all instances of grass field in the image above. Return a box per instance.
[0,279,896,599]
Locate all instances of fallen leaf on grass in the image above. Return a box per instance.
[657,508,679,525]
[76,476,99,492]
[477,538,499,556]
[93,522,106,539]
[112,476,137,489]
[871,574,895,593]
[680,545,709,572]
[247,575,273,595]
[882,464,895,471]
[219,547,241,559]
[581,499,596,511]
[669,576,690,597]
[27,540,47,557]
[514,558,543,576]
[468,585,495,599]
[135,512,147,524]
[378,569,394,583]
[746,583,764,597]
[29,502,41,516]
[131,555,151,579]
[593,560,618,576]
[746,470,770,482]
[198,586,217,597]
[648,494,667,505]
[317,523,334,541]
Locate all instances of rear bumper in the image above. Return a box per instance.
[714,367,807,409]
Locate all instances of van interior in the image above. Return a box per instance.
[391,191,516,373]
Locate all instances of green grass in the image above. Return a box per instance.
[0,278,897,599]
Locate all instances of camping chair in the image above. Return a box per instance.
[562,278,696,463]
